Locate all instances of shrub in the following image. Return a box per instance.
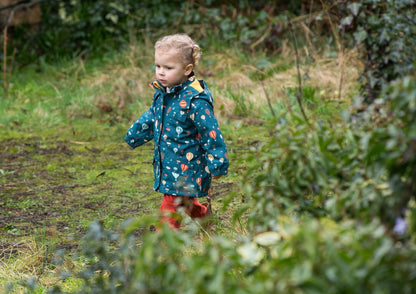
[242,219,416,294]
[243,76,416,232]
[360,76,416,224]
[23,218,416,293]
[242,116,387,231]
[4,1,328,64]
[338,0,416,103]
[41,220,248,294]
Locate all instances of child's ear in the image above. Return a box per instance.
[184,64,193,75]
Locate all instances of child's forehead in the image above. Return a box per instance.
[155,48,181,61]
[155,47,179,55]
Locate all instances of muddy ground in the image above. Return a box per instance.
[0,134,243,258]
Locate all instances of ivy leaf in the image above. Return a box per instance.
[106,13,119,24]
[348,3,362,16]
[353,27,368,44]
[341,16,353,27]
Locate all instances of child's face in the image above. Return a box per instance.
[155,48,192,88]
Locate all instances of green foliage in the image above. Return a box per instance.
[338,0,416,102]
[4,1,320,64]
[358,77,416,222]
[41,220,247,294]
[243,76,416,232]
[246,219,416,293]
[243,116,388,231]
[24,218,416,293]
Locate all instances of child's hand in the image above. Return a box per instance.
[212,175,222,180]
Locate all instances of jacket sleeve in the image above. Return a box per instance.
[124,108,155,149]
[190,98,229,177]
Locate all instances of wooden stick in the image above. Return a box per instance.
[287,16,310,125]
[3,25,7,96]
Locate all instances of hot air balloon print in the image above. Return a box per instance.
[172,172,180,181]
[196,178,201,186]
[181,164,188,172]
[209,130,217,140]
[186,152,194,161]
[176,126,183,136]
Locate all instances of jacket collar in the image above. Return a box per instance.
[151,72,197,94]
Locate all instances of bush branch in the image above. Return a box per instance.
[287,16,310,125]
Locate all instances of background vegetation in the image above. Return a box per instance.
[1,0,416,293]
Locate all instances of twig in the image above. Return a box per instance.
[338,30,345,100]
[8,47,16,84]
[0,0,45,12]
[250,24,272,50]
[260,80,276,118]
[3,24,8,96]
[2,8,15,96]
[287,16,310,125]
[404,14,416,26]
[40,244,49,276]
[320,0,344,100]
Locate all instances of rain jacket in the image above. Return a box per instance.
[125,74,229,197]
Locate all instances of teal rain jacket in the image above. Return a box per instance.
[125,74,229,197]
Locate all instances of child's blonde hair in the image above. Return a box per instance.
[155,34,201,67]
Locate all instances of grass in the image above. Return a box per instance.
[0,37,357,292]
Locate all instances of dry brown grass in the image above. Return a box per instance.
[272,47,361,100]
[79,44,156,114]
[0,238,80,293]
[69,38,361,121]
[0,238,46,292]
[206,44,361,119]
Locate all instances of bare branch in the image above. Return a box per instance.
[287,16,310,125]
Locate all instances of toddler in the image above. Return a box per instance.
[125,34,229,229]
